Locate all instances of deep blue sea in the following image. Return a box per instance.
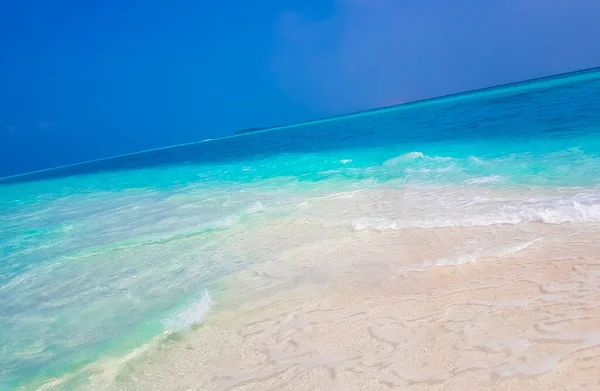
[1,67,600,390]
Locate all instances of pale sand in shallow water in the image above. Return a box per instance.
[73,217,600,391]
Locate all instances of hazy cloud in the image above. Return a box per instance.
[271,0,600,114]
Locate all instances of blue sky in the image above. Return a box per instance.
[1,0,600,177]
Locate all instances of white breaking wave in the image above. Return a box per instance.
[402,151,425,159]
[469,156,486,165]
[162,289,214,333]
[383,151,425,165]
[427,238,543,267]
[463,175,504,185]
[352,201,600,230]
[404,166,456,174]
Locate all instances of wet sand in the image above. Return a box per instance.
[90,221,600,391]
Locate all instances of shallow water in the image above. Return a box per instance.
[1,67,600,390]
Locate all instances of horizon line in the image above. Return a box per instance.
[2,65,600,183]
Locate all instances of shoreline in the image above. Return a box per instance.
[40,223,600,391]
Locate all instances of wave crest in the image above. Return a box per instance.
[162,289,214,333]
[383,151,426,166]
[352,200,600,230]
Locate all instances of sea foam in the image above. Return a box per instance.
[351,200,600,230]
[162,290,214,333]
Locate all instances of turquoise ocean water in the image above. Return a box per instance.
[1,67,600,389]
